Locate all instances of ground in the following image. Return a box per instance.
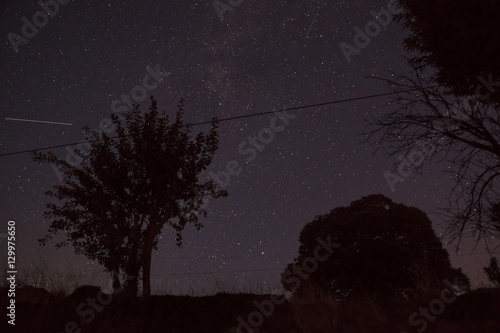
[1,286,499,332]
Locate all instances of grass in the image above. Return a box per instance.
[0,254,101,296]
[3,257,499,333]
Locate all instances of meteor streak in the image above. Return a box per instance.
[5,117,73,126]
[306,11,319,38]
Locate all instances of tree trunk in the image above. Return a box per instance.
[123,261,140,299]
[122,219,143,299]
[143,250,152,298]
[110,269,122,292]
[141,232,156,298]
[123,243,141,298]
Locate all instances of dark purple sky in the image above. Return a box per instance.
[0,0,494,293]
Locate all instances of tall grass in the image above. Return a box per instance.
[0,254,101,296]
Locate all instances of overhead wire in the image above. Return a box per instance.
[0,87,432,158]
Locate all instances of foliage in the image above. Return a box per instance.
[365,70,500,247]
[33,97,227,297]
[483,257,500,287]
[282,194,469,300]
[396,0,500,105]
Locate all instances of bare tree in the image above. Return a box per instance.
[364,69,500,248]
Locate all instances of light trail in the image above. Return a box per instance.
[306,11,319,38]
[5,117,73,126]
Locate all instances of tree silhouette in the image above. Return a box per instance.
[33,97,227,297]
[396,0,500,105]
[490,202,500,234]
[365,70,500,247]
[483,257,500,287]
[281,194,469,300]
[483,204,500,287]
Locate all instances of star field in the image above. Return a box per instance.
[0,0,494,293]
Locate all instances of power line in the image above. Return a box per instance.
[154,267,285,276]
[0,87,427,158]
[19,267,286,277]
[165,256,291,260]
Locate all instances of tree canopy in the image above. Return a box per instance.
[397,0,500,105]
[366,1,500,247]
[483,257,500,287]
[281,194,469,300]
[34,97,227,297]
[483,204,500,287]
[396,0,500,105]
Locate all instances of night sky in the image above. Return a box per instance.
[0,0,493,294]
